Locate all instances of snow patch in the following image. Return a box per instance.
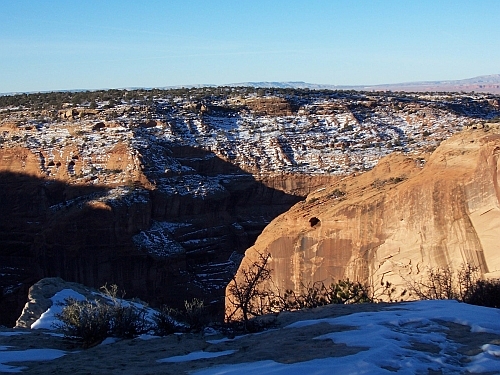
[0,348,66,373]
[31,289,86,330]
[157,350,237,363]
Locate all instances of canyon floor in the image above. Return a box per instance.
[2,300,500,374]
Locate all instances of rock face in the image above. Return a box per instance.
[244,97,298,116]
[0,147,305,327]
[228,128,500,313]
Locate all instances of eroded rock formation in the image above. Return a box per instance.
[15,277,97,328]
[228,128,500,313]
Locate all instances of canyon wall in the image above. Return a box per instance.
[227,129,500,314]
[0,139,330,326]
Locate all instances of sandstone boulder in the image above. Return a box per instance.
[15,277,97,328]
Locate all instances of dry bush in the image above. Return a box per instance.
[55,284,151,348]
[151,305,180,336]
[370,279,407,303]
[226,252,272,327]
[408,266,457,300]
[183,298,209,332]
[465,279,500,308]
[152,298,209,335]
[55,297,113,347]
[405,263,500,309]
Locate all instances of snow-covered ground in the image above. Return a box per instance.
[192,300,500,375]
[0,347,66,373]
[2,295,500,374]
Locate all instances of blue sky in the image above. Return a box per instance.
[1,0,499,93]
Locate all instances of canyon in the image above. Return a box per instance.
[1,87,499,326]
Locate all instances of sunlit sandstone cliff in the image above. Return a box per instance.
[228,128,500,310]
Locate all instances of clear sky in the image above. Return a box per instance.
[1,0,499,93]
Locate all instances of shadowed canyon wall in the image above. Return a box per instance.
[0,143,332,326]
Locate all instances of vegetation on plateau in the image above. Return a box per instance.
[2,86,499,121]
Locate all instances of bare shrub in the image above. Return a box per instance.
[152,305,180,336]
[100,285,151,339]
[370,280,407,303]
[55,297,113,348]
[457,263,481,301]
[270,282,326,311]
[183,298,209,332]
[464,279,500,308]
[271,280,372,313]
[405,264,483,302]
[152,298,209,335]
[407,266,457,300]
[55,284,151,348]
[226,252,272,327]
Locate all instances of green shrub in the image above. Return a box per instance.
[271,280,371,312]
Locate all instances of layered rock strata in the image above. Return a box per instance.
[0,143,308,326]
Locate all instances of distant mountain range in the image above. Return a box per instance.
[231,74,500,94]
[3,74,500,96]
